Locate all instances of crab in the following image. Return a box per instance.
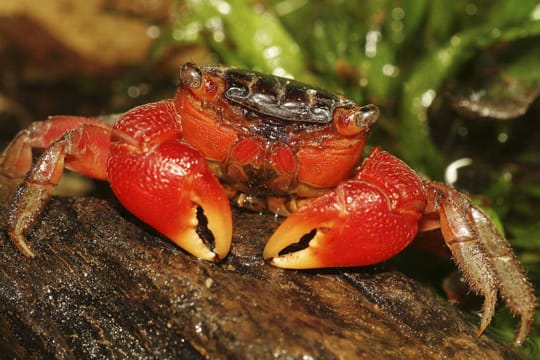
[0,63,535,346]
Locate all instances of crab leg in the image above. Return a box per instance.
[107,100,232,261]
[0,116,109,194]
[3,117,111,257]
[0,130,34,195]
[426,182,536,346]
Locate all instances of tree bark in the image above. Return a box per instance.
[0,191,522,359]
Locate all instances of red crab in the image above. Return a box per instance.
[0,63,535,346]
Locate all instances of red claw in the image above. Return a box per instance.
[109,139,232,261]
[264,148,425,269]
[108,102,232,261]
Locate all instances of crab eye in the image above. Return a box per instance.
[334,104,379,136]
[355,104,379,128]
[180,63,203,89]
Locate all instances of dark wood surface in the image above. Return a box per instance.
[0,190,522,359]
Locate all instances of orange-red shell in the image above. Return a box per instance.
[174,64,375,198]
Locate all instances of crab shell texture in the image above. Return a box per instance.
[175,63,379,199]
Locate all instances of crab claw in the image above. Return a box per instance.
[108,139,232,261]
[264,148,425,269]
[264,181,421,269]
[263,187,348,269]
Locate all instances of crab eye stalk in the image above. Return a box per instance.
[178,62,225,102]
[180,63,203,89]
[334,104,379,136]
[356,104,379,128]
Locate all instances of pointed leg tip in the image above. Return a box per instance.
[475,327,486,339]
[8,231,36,258]
[24,250,36,258]
[512,337,525,347]
[476,303,533,347]
[512,314,535,347]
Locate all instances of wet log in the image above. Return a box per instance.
[0,193,522,359]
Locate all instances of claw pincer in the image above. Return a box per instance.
[1,62,535,346]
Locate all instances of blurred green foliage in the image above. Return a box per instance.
[163,0,540,355]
